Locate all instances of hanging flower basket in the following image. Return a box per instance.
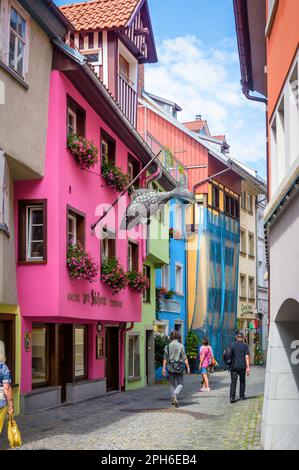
[101,257,127,294]
[101,162,131,193]
[126,270,150,294]
[67,134,98,169]
[67,242,99,283]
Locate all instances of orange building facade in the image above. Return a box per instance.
[234,0,299,450]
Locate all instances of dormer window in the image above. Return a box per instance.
[76,31,103,77]
[119,55,131,85]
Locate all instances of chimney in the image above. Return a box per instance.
[138,64,145,97]
[195,114,202,120]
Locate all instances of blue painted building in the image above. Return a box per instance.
[155,199,188,345]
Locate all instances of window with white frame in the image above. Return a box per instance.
[154,321,168,337]
[26,205,44,261]
[240,274,247,299]
[68,213,77,245]
[67,108,77,136]
[161,264,170,290]
[128,335,140,379]
[175,264,183,295]
[0,1,29,79]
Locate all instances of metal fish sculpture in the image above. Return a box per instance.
[120,183,195,230]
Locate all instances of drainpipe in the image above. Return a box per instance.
[120,322,135,391]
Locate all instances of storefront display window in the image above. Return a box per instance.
[32,326,48,386]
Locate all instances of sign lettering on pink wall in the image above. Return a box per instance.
[67,290,122,308]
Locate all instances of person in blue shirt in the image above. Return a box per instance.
[0,340,14,433]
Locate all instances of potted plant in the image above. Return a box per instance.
[186,331,200,373]
[67,241,99,283]
[101,162,131,193]
[165,289,176,299]
[67,134,98,169]
[156,287,168,297]
[101,257,127,294]
[126,271,150,294]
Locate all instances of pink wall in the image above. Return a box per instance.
[16,71,147,392]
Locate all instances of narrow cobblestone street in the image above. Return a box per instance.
[0,366,265,450]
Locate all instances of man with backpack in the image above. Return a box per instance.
[162,331,190,407]
[224,331,250,403]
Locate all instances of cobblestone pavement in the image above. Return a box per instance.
[0,366,265,450]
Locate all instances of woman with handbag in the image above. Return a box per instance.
[0,341,14,434]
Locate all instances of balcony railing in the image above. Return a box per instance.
[145,132,188,186]
[117,74,138,128]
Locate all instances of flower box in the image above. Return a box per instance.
[67,242,99,283]
[101,162,131,193]
[67,134,98,169]
[101,257,127,294]
[126,271,150,294]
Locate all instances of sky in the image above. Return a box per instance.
[54,0,267,179]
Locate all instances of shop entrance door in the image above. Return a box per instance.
[57,324,73,402]
[146,330,154,385]
[106,327,119,392]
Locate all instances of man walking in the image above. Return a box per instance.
[230,331,250,403]
[162,331,190,407]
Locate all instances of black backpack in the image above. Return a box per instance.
[223,345,234,369]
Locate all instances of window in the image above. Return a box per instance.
[9,6,26,77]
[119,54,131,84]
[128,154,140,188]
[0,151,9,229]
[67,207,85,247]
[66,96,86,138]
[241,190,246,210]
[175,264,183,295]
[240,274,247,299]
[18,200,47,263]
[74,325,87,379]
[101,227,116,261]
[225,193,239,218]
[143,265,151,303]
[67,108,77,136]
[0,315,15,383]
[249,277,255,300]
[154,321,168,336]
[161,264,170,290]
[247,193,253,214]
[128,335,140,379]
[101,130,116,166]
[128,241,138,271]
[211,185,220,209]
[240,229,246,254]
[175,204,182,233]
[32,326,48,386]
[248,233,255,257]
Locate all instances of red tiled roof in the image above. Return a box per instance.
[59,0,142,31]
[183,120,207,132]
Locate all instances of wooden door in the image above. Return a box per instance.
[106,327,119,392]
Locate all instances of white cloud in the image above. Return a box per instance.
[145,35,266,175]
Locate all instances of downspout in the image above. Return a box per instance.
[120,322,135,391]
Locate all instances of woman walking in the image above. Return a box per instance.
[199,338,212,392]
[0,341,14,434]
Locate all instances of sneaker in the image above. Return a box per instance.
[199,387,207,392]
[171,396,176,407]
[230,398,236,403]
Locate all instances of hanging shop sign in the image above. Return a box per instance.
[67,289,122,308]
[24,333,32,352]
[241,304,254,316]
[97,321,103,333]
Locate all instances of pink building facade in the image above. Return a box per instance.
[14,42,165,412]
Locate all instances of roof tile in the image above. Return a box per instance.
[60,0,141,31]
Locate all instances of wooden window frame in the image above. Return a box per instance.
[66,205,86,250]
[18,199,47,264]
[128,240,138,272]
[101,129,116,167]
[73,324,88,381]
[100,226,116,263]
[143,265,151,303]
[240,274,247,300]
[248,276,255,301]
[248,232,255,258]
[211,185,220,210]
[128,334,140,380]
[128,154,140,189]
[66,95,86,138]
[240,229,247,255]
[67,107,77,136]
[0,314,16,385]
